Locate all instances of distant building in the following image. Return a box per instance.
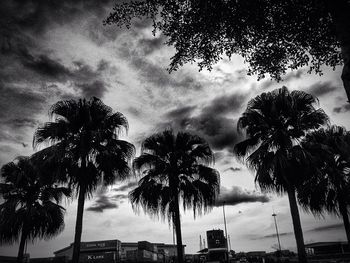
[206,229,227,249]
[54,239,121,262]
[121,241,185,262]
[305,241,350,255]
[206,229,228,263]
[54,240,184,263]
[246,251,266,257]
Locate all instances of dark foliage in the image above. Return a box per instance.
[32,97,135,263]
[105,0,340,78]
[0,156,70,263]
[131,129,220,263]
[234,86,329,263]
[298,125,350,242]
[105,0,350,101]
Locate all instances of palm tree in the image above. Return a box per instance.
[298,125,350,243]
[234,87,328,263]
[32,97,135,263]
[130,130,220,263]
[0,156,70,263]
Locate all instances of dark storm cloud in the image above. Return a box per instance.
[307,223,343,232]
[159,92,246,151]
[127,106,143,117]
[307,81,338,97]
[201,93,246,116]
[133,56,202,90]
[76,80,108,99]
[260,232,294,239]
[0,0,113,35]
[257,223,343,240]
[113,181,138,192]
[259,231,293,239]
[333,103,350,113]
[138,36,166,56]
[0,84,47,143]
[215,186,270,206]
[19,49,72,81]
[223,167,241,173]
[111,194,129,201]
[161,110,240,151]
[118,41,203,91]
[86,194,118,213]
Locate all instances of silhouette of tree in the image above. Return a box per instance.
[0,156,70,263]
[130,130,220,263]
[32,97,135,263]
[298,125,350,244]
[234,87,329,263]
[105,0,350,102]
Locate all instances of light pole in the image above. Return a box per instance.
[272,212,282,252]
[223,202,229,263]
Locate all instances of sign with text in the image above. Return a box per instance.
[80,240,121,251]
[80,252,116,263]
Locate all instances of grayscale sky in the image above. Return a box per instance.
[0,0,349,258]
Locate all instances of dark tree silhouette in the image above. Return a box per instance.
[32,97,135,263]
[105,0,350,102]
[0,156,70,263]
[298,125,350,244]
[234,87,329,263]
[130,130,220,263]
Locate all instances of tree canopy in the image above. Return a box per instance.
[32,97,135,263]
[105,0,350,101]
[234,86,329,263]
[131,129,220,263]
[0,156,70,263]
[298,125,350,242]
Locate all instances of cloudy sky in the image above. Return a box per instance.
[1,0,349,258]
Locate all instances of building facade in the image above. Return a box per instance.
[54,239,121,263]
[54,240,184,263]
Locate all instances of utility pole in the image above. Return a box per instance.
[228,235,231,251]
[200,235,202,251]
[223,202,229,263]
[272,211,282,252]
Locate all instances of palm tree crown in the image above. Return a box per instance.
[131,129,220,263]
[32,97,135,263]
[234,87,329,263]
[0,156,69,263]
[235,86,328,192]
[298,125,350,242]
[33,97,135,192]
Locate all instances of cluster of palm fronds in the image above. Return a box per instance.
[235,87,350,262]
[0,97,220,263]
[1,89,350,263]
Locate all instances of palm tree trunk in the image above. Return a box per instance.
[327,0,350,102]
[71,186,86,263]
[173,192,184,263]
[339,201,350,244]
[17,229,27,263]
[287,187,307,263]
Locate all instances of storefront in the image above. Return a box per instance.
[54,239,121,263]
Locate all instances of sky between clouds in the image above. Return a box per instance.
[0,0,349,258]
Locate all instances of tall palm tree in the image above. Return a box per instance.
[32,97,135,263]
[0,156,70,263]
[298,125,350,243]
[234,87,328,263]
[130,130,220,263]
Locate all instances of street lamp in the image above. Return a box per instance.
[272,212,282,252]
